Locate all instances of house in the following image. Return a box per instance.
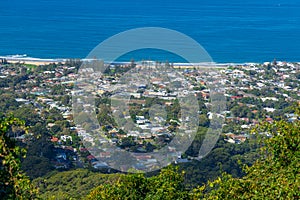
[92,161,109,169]
[241,124,251,129]
[175,158,191,164]
[138,132,152,140]
[261,97,279,102]
[224,138,236,144]
[200,91,210,100]
[56,152,67,160]
[264,108,276,113]
[136,116,147,124]
[51,137,59,142]
[224,133,247,144]
[37,97,54,103]
[266,117,273,123]
[134,155,152,161]
[165,102,173,106]
[47,123,56,128]
[87,155,96,161]
[130,93,142,98]
[231,95,243,100]
[15,98,30,104]
[60,135,72,142]
[99,152,111,158]
[232,135,247,143]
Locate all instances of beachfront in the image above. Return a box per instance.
[0,55,66,66]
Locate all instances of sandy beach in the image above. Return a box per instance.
[5,60,64,66]
[0,56,66,66]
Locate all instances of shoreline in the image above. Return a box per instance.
[0,56,67,66]
[1,55,299,67]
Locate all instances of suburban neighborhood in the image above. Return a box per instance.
[0,58,299,172]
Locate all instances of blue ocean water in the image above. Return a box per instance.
[0,0,299,63]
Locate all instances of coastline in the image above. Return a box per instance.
[0,55,66,65]
[1,55,299,67]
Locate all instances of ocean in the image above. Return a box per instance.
[0,0,299,63]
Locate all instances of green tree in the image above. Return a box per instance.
[13,106,40,126]
[86,166,190,200]
[203,105,300,199]
[0,116,37,199]
[118,136,136,149]
[33,169,116,200]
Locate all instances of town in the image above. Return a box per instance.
[0,58,299,174]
